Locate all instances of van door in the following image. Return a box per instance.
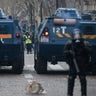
[0,23,14,44]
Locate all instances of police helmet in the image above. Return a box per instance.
[26,32,30,35]
[71,28,82,40]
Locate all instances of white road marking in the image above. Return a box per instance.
[24,74,33,79]
[24,64,34,70]
[27,79,33,83]
[25,64,33,67]
[24,64,34,83]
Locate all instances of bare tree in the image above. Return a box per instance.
[0,0,96,30]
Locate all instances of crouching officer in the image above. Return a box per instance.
[64,28,91,96]
[25,32,32,54]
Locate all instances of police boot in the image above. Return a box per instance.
[30,50,32,54]
[67,76,75,96]
[27,51,29,54]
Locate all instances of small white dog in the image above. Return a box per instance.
[25,80,44,94]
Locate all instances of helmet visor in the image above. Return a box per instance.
[73,31,81,40]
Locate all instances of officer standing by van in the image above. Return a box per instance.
[64,28,91,96]
[25,32,32,54]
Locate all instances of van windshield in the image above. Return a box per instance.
[55,9,80,19]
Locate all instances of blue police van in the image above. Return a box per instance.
[0,9,24,74]
[34,8,81,74]
[77,21,96,74]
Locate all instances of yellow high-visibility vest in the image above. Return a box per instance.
[25,36,32,44]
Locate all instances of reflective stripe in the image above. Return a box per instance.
[25,36,31,39]
[25,35,32,44]
[64,33,71,38]
[56,33,96,39]
[26,39,32,44]
[83,35,96,39]
[54,19,76,25]
[56,33,64,37]
[56,33,71,38]
[0,34,12,38]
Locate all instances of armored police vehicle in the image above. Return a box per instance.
[77,21,96,74]
[0,9,24,74]
[34,8,81,74]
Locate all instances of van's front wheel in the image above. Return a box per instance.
[12,56,24,74]
[34,56,47,74]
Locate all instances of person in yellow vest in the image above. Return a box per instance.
[25,32,32,54]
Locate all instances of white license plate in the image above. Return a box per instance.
[41,37,49,42]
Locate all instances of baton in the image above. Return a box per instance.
[65,50,80,73]
[72,45,80,73]
[73,57,80,73]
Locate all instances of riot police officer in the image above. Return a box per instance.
[64,28,91,96]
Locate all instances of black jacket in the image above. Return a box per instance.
[64,39,91,73]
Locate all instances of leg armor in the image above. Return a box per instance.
[67,75,76,96]
[79,75,87,96]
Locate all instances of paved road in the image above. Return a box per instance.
[0,52,96,96]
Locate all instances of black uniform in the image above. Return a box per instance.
[64,38,91,96]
